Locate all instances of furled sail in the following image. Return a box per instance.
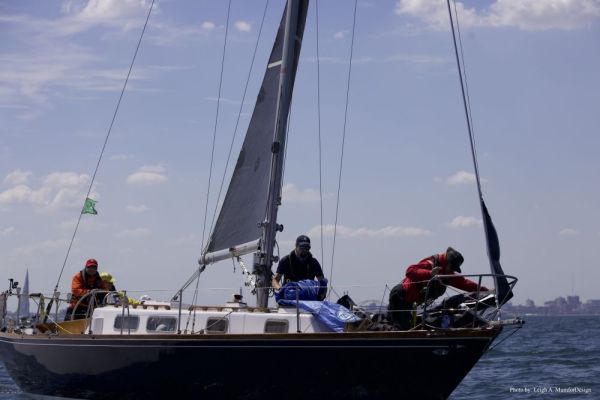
[206,2,308,255]
[481,199,513,305]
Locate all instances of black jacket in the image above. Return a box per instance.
[276,251,323,283]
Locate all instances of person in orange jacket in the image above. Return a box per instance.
[388,247,489,330]
[64,258,108,321]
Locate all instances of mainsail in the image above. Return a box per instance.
[206,2,308,256]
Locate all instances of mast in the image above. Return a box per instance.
[254,0,305,308]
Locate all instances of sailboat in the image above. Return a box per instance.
[0,1,521,399]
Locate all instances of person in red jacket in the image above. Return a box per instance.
[64,258,108,321]
[387,247,489,330]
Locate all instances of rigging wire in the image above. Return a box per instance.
[200,0,233,252]
[378,284,390,315]
[52,0,156,294]
[328,0,358,296]
[446,0,483,200]
[206,0,271,246]
[452,0,480,174]
[315,0,325,269]
[488,325,523,352]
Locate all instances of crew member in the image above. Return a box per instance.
[64,259,108,321]
[272,235,326,299]
[100,271,120,304]
[388,247,489,330]
[100,272,116,291]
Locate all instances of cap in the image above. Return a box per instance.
[85,259,98,268]
[100,272,115,284]
[446,247,464,273]
[295,235,311,248]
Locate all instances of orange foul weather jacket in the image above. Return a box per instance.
[69,270,108,308]
[400,255,489,304]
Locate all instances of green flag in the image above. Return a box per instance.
[82,197,98,215]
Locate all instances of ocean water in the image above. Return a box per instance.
[451,315,599,399]
[1,316,598,399]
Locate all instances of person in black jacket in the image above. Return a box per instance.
[272,235,325,292]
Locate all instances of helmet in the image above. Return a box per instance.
[100,272,115,284]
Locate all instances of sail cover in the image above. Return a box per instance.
[481,199,513,305]
[206,1,308,254]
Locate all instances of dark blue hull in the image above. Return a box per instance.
[0,328,500,399]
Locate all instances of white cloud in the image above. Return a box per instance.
[168,233,200,247]
[282,184,330,203]
[4,169,32,185]
[0,3,180,117]
[303,53,446,66]
[116,228,152,238]
[559,228,579,236]
[59,217,107,231]
[43,171,88,187]
[488,0,600,30]
[0,226,16,236]
[126,165,168,185]
[308,224,431,238]
[0,45,152,117]
[201,21,216,31]
[446,215,482,228]
[445,170,479,185]
[0,185,43,205]
[204,96,242,105]
[0,171,94,212]
[55,0,154,35]
[395,0,600,31]
[14,239,70,256]
[109,154,133,161]
[43,172,94,210]
[276,239,296,250]
[334,30,348,39]
[126,204,151,213]
[234,21,252,32]
[395,0,480,30]
[388,53,446,64]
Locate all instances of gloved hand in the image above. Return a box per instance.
[431,267,442,277]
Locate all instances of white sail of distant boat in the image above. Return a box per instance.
[18,269,30,320]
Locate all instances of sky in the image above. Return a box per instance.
[1,0,599,311]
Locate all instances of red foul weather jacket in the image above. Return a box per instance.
[400,254,489,303]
